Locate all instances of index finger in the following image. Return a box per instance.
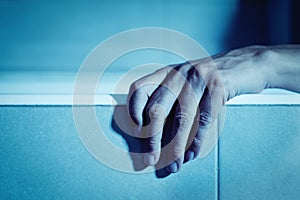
[127,66,171,135]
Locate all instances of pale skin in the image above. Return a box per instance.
[127,45,300,173]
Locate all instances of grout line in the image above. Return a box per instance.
[214,141,219,200]
[217,140,220,200]
[215,117,220,200]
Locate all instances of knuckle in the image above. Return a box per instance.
[194,60,213,75]
[130,80,142,92]
[161,65,173,72]
[148,104,166,119]
[174,62,190,75]
[208,74,223,90]
[186,68,207,96]
[175,111,192,129]
[146,139,160,151]
[148,138,159,145]
[188,67,202,81]
[199,111,212,127]
[192,136,203,147]
[212,78,222,88]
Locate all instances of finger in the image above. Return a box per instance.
[127,66,171,135]
[184,88,211,162]
[165,74,205,173]
[143,64,190,166]
[185,76,225,162]
[153,99,178,173]
[143,102,166,164]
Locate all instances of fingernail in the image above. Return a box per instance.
[143,153,156,166]
[167,162,178,173]
[185,150,195,162]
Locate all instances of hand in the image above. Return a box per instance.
[126,45,283,173]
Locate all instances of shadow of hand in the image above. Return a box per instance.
[111,105,173,178]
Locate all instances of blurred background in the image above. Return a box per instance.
[0,0,299,73]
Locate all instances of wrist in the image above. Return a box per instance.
[263,45,300,92]
[259,46,279,90]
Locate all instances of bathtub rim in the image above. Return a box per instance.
[0,92,299,105]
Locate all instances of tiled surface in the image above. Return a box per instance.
[0,106,217,200]
[219,105,300,200]
[1,105,299,199]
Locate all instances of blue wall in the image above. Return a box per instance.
[1,0,238,71]
[1,0,297,71]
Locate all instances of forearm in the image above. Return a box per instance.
[266,45,300,93]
